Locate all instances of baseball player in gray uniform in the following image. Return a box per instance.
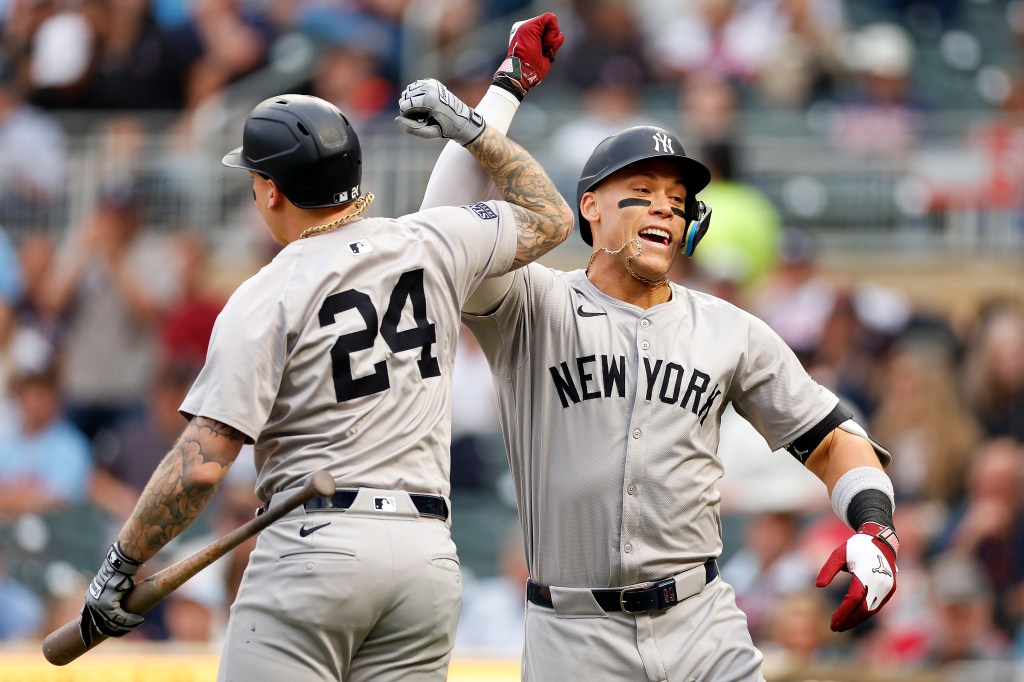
[77,75,574,680]
[413,16,901,681]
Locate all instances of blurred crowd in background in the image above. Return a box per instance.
[1,0,1023,678]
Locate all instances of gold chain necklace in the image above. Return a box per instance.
[297,192,375,240]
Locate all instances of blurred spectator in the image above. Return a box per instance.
[934,437,1024,639]
[158,232,223,368]
[828,22,927,160]
[756,0,847,109]
[21,0,98,109]
[752,227,837,362]
[44,184,178,442]
[963,70,1024,214]
[962,306,1024,442]
[454,523,528,657]
[870,343,982,506]
[0,298,52,429]
[0,64,66,229]
[923,552,1009,664]
[642,0,782,83]
[690,139,782,289]
[12,233,64,349]
[550,80,652,196]
[0,554,44,641]
[449,328,501,492]
[679,71,739,146]
[177,0,272,111]
[721,511,817,643]
[89,360,198,525]
[82,0,194,111]
[759,590,841,672]
[808,284,911,420]
[310,44,393,130]
[0,364,92,517]
[553,1,652,92]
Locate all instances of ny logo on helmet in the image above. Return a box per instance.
[652,132,674,154]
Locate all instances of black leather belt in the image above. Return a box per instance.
[526,560,718,614]
[304,489,449,521]
[258,489,449,521]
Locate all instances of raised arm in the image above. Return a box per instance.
[419,13,564,212]
[397,78,573,268]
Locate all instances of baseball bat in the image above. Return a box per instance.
[42,470,336,666]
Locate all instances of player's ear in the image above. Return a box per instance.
[265,178,284,209]
[580,191,600,224]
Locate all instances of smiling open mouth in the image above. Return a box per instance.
[638,228,671,246]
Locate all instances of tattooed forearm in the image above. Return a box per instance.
[118,417,243,562]
[194,416,248,442]
[467,127,573,267]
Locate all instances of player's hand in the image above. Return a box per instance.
[395,78,486,146]
[82,542,145,638]
[493,12,565,99]
[815,522,899,632]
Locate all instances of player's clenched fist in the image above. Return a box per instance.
[395,78,486,147]
[494,12,565,99]
[815,522,899,631]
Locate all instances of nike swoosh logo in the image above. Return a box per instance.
[576,305,607,318]
[299,522,331,537]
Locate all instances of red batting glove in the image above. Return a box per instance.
[815,522,899,632]
[493,12,565,99]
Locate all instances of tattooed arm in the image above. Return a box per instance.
[464,126,573,269]
[116,416,245,562]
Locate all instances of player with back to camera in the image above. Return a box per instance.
[404,12,900,681]
[76,17,573,680]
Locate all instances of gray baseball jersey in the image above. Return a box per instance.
[463,265,843,589]
[182,201,516,502]
[463,264,859,680]
[181,201,516,681]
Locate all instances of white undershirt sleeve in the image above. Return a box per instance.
[419,84,522,315]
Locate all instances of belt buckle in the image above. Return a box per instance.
[618,585,647,614]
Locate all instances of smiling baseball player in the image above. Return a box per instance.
[407,14,900,682]
[76,49,574,680]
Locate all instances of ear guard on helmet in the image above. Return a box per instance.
[682,201,711,257]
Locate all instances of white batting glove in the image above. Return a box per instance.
[395,78,486,146]
[816,522,899,632]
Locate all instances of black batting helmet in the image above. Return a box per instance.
[223,94,362,209]
[576,125,711,248]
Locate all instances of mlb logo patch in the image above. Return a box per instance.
[373,496,396,512]
[465,202,497,220]
[349,239,372,255]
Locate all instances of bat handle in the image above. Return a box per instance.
[42,469,336,666]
